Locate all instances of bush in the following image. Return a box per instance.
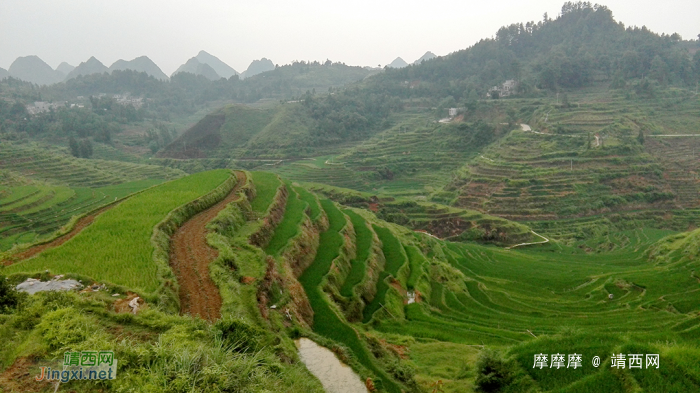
[0,275,22,313]
[474,349,515,392]
[214,317,264,352]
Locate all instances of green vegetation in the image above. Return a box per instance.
[404,245,427,290]
[0,179,163,251]
[4,170,230,293]
[250,171,281,213]
[2,3,699,391]
[0,291,323,392]
[0,142,184,187]
[298,199,402,392]
[296,186,322,220]
[363,225,407,322]
[264,182,307,256]
[340,209,372,297]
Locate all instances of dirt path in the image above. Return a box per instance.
[169,170,246,322]
[505,230,550,250]
[2,203,118,266]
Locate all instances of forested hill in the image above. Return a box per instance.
[367,2,700,100]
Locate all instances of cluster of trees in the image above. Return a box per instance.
[68,135,93,158]
[19,61,375,122]
[144,123,176,153]
[0,91,148,155]
[370,2,700,101]
[301,89,401,144]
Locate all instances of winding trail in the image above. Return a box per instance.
[505,230,550,250]
[169,170,246,322]
[2,203,119,266]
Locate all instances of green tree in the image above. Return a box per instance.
[0,275,22,313]
[79,139,93,158]
[68,135,80,157]
[650,55,669,85]
[561,93,570,107]
[474,349,515,392]
[638,129,645,145]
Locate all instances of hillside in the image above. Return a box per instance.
[2,170,698,392]
[366,3,699,100]
[158,99,391,159]
[0,3,699,392]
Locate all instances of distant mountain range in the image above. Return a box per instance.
[385,52,437,69]
[7,54,169,85]
[171,52,275,81]
[3,49,435,86]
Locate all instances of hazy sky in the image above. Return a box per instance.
[1,0,698,75]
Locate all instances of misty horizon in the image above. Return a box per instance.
[1,0,698,75]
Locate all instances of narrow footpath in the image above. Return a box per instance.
[169,170,246,321]
[2,203,119,266]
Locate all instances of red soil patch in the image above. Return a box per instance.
[2,203,118,266]
[0,357,55,392]
[240,276,256,285]
[169,171,246,322]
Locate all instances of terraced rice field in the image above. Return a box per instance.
[362,225,408,323]
[268,114,485,196]
[264,181,307,256]
[375,229,700,345]
[298,199,403,393]
[271,162,366,190]
[250,171,282,213]
[4,170,231,293]
[0,180,164,250]
[0,142,185,187]
[339,209,373,297]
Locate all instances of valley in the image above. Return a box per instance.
[1,2,699,392]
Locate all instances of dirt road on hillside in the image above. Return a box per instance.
[2,203,119,266]
[169,170,246,322]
